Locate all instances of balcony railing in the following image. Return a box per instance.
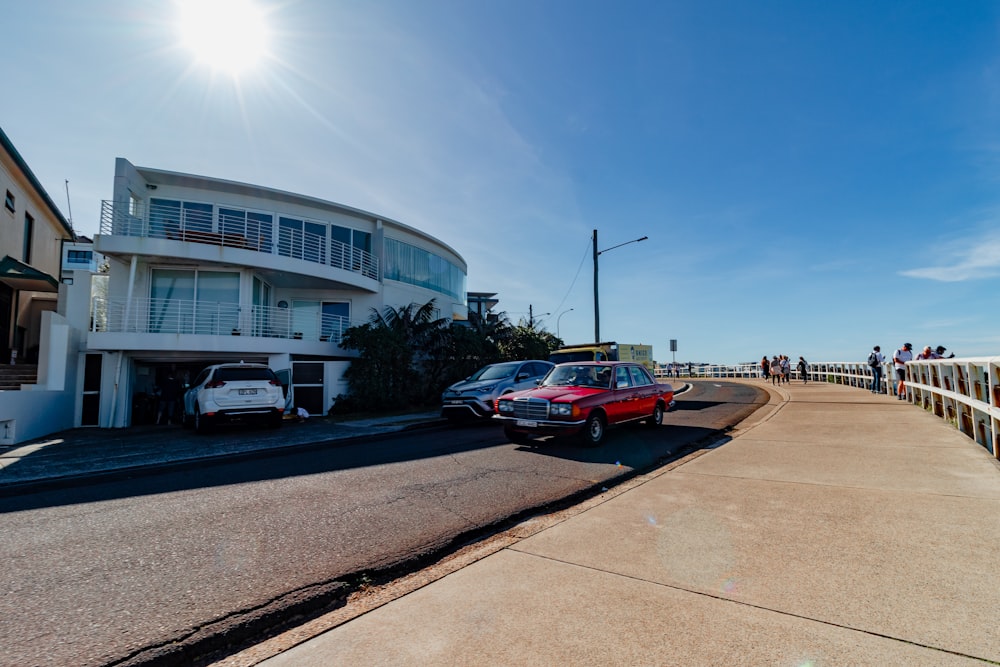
[99,200,379,280]
[91,297,351,344]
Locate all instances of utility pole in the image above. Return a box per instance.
[593,230,599,342]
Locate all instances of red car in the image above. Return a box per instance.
[494,361,675,446]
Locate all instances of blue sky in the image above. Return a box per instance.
[4,1,1000,364]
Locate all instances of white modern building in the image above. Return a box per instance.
[4,157,468,442]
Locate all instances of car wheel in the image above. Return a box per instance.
[194,408,212,434]
[645,402,664,426]
[504,425,531,445]
[580,413,606,447]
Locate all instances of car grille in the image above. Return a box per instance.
[511,397,548,420]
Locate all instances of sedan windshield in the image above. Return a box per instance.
[542,365,610,389]
[469,362,519,381]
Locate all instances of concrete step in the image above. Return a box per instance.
[0,365,38,390]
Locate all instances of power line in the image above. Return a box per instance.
[550,234,592,317]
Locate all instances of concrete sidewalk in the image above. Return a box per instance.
[251,380,1000,666]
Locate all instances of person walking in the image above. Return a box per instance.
[868,345,885,394]
[770,356,780,385]
[892,342,913,400]
[934,345,954,359]
[761,355,770,381]
[796,356,808,384]
[780,355,791,385]
[156,373,183,425]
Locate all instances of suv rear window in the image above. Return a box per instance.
[216,367,276,382]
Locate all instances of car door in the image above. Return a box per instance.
[512,362,541,392]
[609,365,638,423]
[628,364,658,418]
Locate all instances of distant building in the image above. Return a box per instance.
[1,155,469,442]
[467,291,499,322]
[0,126,76,365]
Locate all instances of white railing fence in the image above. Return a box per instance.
[99,200,379,280]
[655,358,1000,459]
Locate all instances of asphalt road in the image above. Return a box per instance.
[0,381,766,667]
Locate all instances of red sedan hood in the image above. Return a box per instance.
[515,386,606,401]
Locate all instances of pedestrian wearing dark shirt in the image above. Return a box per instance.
[157,374,183,425]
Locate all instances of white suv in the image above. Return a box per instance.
[183,363,285,433]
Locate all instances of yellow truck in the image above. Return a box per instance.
[549,342,655,371]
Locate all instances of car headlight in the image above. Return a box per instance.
[477,384,497,394]
[550,403,573,416]
[497,399,514,413]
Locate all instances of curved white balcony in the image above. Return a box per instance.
[97,200,379,291]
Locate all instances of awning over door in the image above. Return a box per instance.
[0,255,59,293]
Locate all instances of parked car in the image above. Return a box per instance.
[441,360,554,421]
[493,361,674,446]
[182,363,285,433]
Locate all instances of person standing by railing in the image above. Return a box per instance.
[796,356,808,384]
[868,345,885,394]
[892,342,913,400]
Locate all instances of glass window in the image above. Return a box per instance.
[128,194,141,217]
[321,302,349,342]
[220,208,274,252]
[247,211,273,252]
[330,225,351,269]
[195,271,239,334]
[353,230,372,252]
[219,207,245,236]
[629,366,652,387]
[304,221,326,264]
[23,213,33,264]
[5,190,15,213]
[183,202,213,233]
[150,269,239,334]
[291,299,318,338]
[150,198,181,238]
[67,250,93,264]
[150,269,195,333]
[278,217,303,259]
[383,238,466,300]
[615,366,632,389]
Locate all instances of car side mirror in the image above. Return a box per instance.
[516,373,529,381]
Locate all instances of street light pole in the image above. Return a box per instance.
[593,230,648,342]
[556,307,574,340]
[593,230,600,343]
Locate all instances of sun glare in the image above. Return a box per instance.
[176,0,271,76]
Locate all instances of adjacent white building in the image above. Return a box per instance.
[5,157,468,442]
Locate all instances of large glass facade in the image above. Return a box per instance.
[383,238,466,301]
[149,268,239,334]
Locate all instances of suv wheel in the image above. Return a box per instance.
[194,408,212,434]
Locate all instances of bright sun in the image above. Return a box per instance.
[176,0,270,75]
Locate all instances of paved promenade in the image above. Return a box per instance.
[250,380,1000,666]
